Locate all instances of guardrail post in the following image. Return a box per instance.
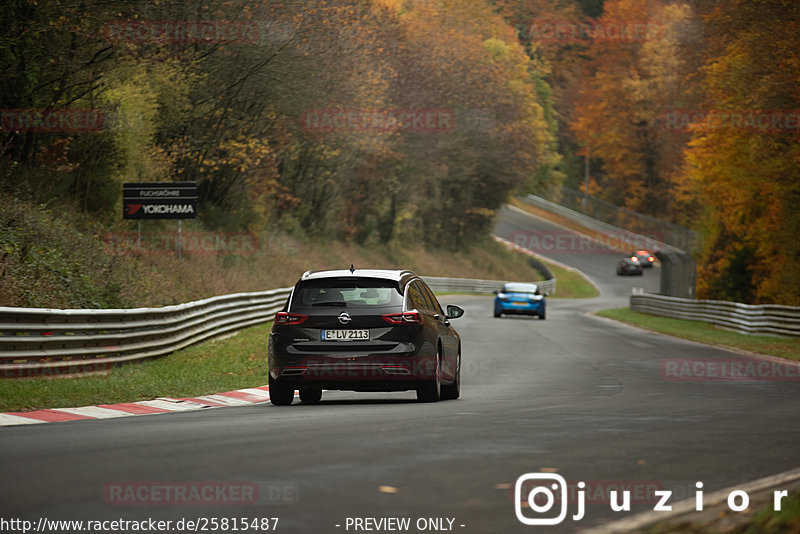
[655,250,696,299]
[656,250,676,297]
[680,252,697,299]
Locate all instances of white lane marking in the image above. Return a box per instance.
[0,386,271,426]
[0,413,46,425]
[53,406,135,419]
[191,394,253,406]
[137,399,208,411]
[236,388,271,399]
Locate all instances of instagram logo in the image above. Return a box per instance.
[514,473,793,525]
[515,473,580,525]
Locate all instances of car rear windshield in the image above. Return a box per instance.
[503,283,539,294]
[290,277,404,311]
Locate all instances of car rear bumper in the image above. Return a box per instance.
[269,351,437,390]
[495,300,545,315]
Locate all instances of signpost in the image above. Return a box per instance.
[123,182,198,257]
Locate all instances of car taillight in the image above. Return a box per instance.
[382,310,422,324]
[274,312,308,326]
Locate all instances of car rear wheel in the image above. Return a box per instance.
[269,374,294,406]
[299,387,322,404]
[539,310,546,320]
[417,350,442,402]
[494,310,501,318]
[440,352,460,400]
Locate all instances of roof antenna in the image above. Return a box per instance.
[349,264,355,273]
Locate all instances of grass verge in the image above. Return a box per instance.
[740,491,800,533]
[641,490,800,533]
[0,323,272,413]
[542,260,599,299]
[596,308,800,361]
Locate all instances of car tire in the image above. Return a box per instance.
[440,353,460,401]
[417,350,442,402]
[299,387,322,404]
[539,310,546,320]
[269,374,294,406]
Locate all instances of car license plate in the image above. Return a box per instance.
[322,329,369,341]
[512,301,527,306]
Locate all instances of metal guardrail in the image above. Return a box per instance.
[544,186,698,251]
[0,289,293,377]
[0,275,555,377]
[630,293,800,337]
[523,194,683,254]
[424,276,555,296]
[521,194,697,299]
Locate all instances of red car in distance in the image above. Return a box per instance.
[632,250,656,268]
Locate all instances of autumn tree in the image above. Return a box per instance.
[569,0,699,219]
[686,0,800,305]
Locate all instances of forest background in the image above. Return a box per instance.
[2,0,798,306]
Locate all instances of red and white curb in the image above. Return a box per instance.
[0,385,271,427]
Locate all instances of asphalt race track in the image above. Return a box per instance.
[1,206,798,533]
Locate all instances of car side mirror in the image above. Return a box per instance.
[445,305,465,320]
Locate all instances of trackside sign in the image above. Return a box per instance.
[123,182,197,220]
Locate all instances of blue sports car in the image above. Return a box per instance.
[494,282,546,320]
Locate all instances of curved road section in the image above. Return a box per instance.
[0,206,798,533]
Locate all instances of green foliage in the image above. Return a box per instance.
[5,0,794,306]
[0,194,129,308]
[576,0,604,18]
[1,0,561,249]
[744,491,800,533]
